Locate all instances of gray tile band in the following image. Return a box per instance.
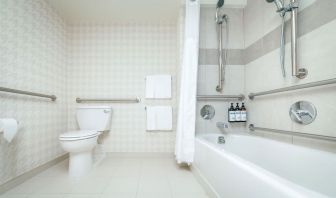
[199,48,244,65]
[200,0,336,65]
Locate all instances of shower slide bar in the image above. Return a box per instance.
[197,94,245,101]
[248,78,336,100]
[76,97,141,103]
[249,124,336,142]
[0,86,56,101]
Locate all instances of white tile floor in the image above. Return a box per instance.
[1,157,210,198]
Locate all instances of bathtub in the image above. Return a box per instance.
[194,133,336,198]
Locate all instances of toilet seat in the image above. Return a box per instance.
[59,130,99,141]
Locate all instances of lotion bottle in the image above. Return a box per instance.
[241,103,247,122]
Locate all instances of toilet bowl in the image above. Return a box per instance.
[59,106,112,177]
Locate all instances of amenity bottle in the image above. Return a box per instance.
[241,103,247,122]
[228,103,236,122]
[235,103,241,122]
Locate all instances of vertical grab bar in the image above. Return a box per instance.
[291,0,307,79]
[216,22,223,92]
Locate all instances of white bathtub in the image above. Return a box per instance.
[194,133,336,198]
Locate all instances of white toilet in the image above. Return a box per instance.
[59,106,112,177]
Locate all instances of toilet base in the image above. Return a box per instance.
[69,151,93,177]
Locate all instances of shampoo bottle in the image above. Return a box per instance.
[235,103,241,122]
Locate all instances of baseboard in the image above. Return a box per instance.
[191,165,220,198]
[106,152,174,158]
[0,154,69,195]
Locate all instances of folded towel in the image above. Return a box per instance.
[145,75,172,99]
[146,106,172,131]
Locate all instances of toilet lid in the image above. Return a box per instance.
[59,130,98,140]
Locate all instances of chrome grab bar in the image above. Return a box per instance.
[197,94,244,101]
[248,78,336,100]
[0,86,56,101]
[249,124,336,142]
[76,97,140,103]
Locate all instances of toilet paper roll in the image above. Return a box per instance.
[0,118,18,143]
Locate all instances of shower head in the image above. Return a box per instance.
[266,0,284,12]
[217,0,224,8]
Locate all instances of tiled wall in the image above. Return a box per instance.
[67,22,179,153]
[196,7,246,135]
[244,0,336,152]
[0,0,67,185]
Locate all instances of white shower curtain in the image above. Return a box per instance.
[175,0,200,164]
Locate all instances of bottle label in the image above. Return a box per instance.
[229,111,236,121]
[235,111,241,121]
[241,111,247,121]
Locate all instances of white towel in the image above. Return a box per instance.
[146,106,172,131]
[145,75,172,99]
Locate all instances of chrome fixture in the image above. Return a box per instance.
[200,105,215,120]
[290,101,317,125]
[266,0,307,79]
[216,122,229,129]
[218,136,226,144]
[197,95,244,101]
[0,86,56,101]
[215,0,229,92]
[249,124,336,142]
[248,78,336,100]
[76,97,140,103]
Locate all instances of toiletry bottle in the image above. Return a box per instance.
[235,103,241,122]
[228,103,235,122]
[241,103,247,122]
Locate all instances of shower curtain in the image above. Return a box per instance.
[175,0,200,164]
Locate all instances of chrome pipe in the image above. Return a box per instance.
[249,124,336,142]
[248,78,336,100]
[0,87,56,101]
[76,97,141,103]
[291,0,307,79]
[197,94,244,101]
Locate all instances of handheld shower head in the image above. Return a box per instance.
[217,0,224,8]
[266,0,284,12]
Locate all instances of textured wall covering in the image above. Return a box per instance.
[67,22,178,152]
[0,0,67,185]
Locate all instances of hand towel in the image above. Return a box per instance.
[145,75,172,99]
[146,106,172,131]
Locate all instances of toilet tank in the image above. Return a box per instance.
[76,106,112,131]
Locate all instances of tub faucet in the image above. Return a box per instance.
[216,122,228,129]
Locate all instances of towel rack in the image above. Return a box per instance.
[248,78,336,100]
[197,94,245,101]
[249,124,336,142]
[0,86,56,101]
[76,97,141,103]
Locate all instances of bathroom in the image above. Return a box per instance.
[0,0,336,197]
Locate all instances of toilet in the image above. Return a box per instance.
[59,106,112,177]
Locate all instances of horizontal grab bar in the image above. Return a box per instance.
[0,87,56,101]
[249,124,336,142]
[76,97,141,103]
[197,94,245,101]
[249,78,336,100]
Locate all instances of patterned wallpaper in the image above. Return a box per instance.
[67,22,179,152]
[0,0,67,185]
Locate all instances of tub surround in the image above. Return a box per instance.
[244,0,336,152]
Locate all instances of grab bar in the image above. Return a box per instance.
[248,78,336,100]
[76,97,140,103]
[249,124,336,142]
[197,94,244,101]
[0,86,56,101]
